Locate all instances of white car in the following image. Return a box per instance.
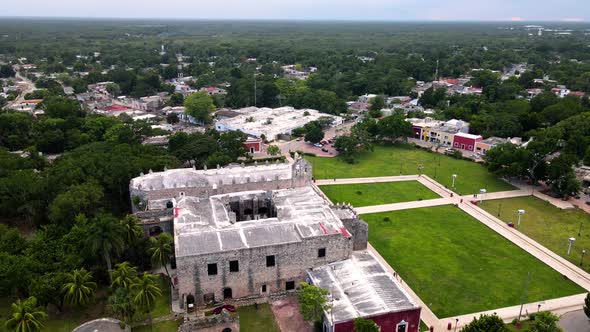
[313,143,323,148]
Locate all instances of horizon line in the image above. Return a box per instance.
[0,15,587,23]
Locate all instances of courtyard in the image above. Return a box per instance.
[319,181,439,207]
[362,205,585,318]
[307,143,514,195]
[480,196,590,272]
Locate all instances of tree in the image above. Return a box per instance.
[108,287,137,324]
[460,314,508,332]
[530,311,562,332]
[62,268,97,307]
[111,262,139,291]
[148,233,174,287]
[4,297,47,332]
[84,214,126,283]
[354,317,379,332]
[120,215,144,245]
[184,91,215,124]
[304,124,324,144]
[297,282,330,323]
[48,181,104,226]
[584,293,590,320]
[106,83,121,96]
[377,114,412,141]
[419,87,447,108]
[267,145,281,156]
[28,272,67,310]
[166,112,179,124]
[0,65,16,78]
[132,273,162,328]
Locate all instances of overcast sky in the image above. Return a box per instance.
[1,0,588,21]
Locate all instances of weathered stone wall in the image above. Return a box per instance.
[341,218,369,251]
[176,233,352,307]
[130,159,312,213]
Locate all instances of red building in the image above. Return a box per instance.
[308,251,421,332]
[452,132,482,152]
[244,137,262,154]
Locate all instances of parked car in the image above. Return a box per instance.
[586,201,590,206]
[321,148,328,152]
[313,143,323,148]
[295,137,302,141]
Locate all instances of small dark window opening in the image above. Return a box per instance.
[286,281,295,290]
[223,287,232,299]
[318,248,326,258]
[166,201,173,209]
[207,263,217,276]
[266,255,275,267]
[261,284,267,293]
[229,260,239,272]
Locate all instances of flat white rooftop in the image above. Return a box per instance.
[308,250,419,324]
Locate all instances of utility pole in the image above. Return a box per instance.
[254,74,257,107]
[517,272,532,321]
[434,59,439,81]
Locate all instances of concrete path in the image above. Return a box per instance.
[460,189,530,201]
[559,309,590,332]
[442,293,586,330]
[355,198,450,214]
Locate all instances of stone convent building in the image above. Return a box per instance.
[130,158,421,331]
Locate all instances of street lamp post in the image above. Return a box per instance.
[479,189,487,203]
[454,318,459,332]
[452,174,457,189]
[517,209,525,227]
[581,249,586,266]
[579,222,584,236]
[568,237,576,255]
[418,164,424,176]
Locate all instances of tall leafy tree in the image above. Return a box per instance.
[111,262,139,291]
[4,297,47,332]
[62,268,97,307]
[132,273,162,329]
[184,91,215,124]
[148,233,174,287]
[297,282,330,323]
[460,314,508,332]
[354,318,379,332]
[108,287,137,324]
[84,213,126,282]
[120,215,144,245]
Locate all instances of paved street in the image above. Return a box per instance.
[559,310,590,332]
[7,72,35,109]
[275,121,354,157]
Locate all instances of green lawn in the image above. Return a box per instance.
[307,143,514,195]
[319,181,440,207]
[480,196,590,272]
[362,205,584,318]
[238,304,280,332]
[505,320,534,331]
[133,319,182,332]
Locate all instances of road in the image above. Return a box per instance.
[7,72,35,109]
[275,121,355,157]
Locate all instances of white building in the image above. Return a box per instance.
[214,106,343,141]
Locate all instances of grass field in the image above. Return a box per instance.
[480,196,590,272]
[307,143,514,195]
[362,205,584,318]
[319,181,439,207]
[238,304,280,332]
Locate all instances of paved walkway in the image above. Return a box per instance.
[559,309,590,332]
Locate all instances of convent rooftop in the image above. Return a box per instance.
[173,187,350,258]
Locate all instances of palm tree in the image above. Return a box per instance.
[132,273,162,330]
[85,213,125,282]
[120,215,144,244]
[147,233,174,287]
[5,297,47,332]
[111,261,139,290]
[62,268,97,307]
[108,287,136,324]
